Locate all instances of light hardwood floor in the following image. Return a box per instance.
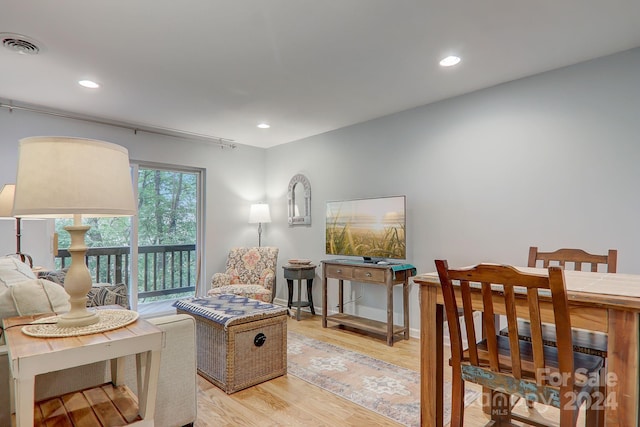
[194,314,505,427]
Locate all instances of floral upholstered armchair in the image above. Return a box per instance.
[208,247,279,303]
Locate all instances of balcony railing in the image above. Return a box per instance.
[55,244,196,299]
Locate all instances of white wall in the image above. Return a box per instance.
[0,108,267,290]
[265,48,640,335]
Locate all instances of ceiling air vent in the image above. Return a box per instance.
[1,33,42,55]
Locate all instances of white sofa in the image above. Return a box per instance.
[0,313,197,427]
[0,258,197,427]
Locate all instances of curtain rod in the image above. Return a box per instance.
[0,100,237,149]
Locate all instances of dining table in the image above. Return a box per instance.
[414,266,640,427]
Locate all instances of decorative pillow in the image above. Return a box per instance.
[36,269,129,309]
[87,283,130,309]
[0,256,37,287]
[36,268,67,285]
[0,278,71,345]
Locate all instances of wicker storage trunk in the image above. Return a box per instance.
[175,295,287,394]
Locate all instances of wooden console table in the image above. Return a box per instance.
[321,259,415,346]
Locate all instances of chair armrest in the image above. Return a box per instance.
[211,273,232,288]
[261,270,275,291]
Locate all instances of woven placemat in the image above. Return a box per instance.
[22,309,139,337]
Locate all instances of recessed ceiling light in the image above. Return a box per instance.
[257,123,270,129]
[439,56,461,67]
[78,80,100,89]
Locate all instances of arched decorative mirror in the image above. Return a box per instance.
[287,174,311,226]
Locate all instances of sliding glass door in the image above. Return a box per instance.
[132,164,202,307]
[55,162,204,310]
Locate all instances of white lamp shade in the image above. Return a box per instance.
[249,203,271,224]
[0,184,16,218]
[13,137,136,218]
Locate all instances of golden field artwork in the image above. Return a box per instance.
[326,196,406,259]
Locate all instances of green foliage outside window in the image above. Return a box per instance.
[56,169,197,248]
[55,168,198,301]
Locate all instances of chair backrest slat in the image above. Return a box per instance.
[503,285,522,378]
[460,280,479,365]
[527,288,546,384]
[529,246,617,273]
[481,282,500,370]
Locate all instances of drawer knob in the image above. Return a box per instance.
[336,269,342,273]
[254,333,267,347]
[366,272,372,277]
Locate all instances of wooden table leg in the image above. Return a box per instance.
[338,279,344,313]
[296,279,303,320]
[420,285,443,426]
[605,309,639,426]
[403,281,410,340]
[307,278,315,315]
[322,276,328,328]
[287,279,294,309]
[387,282,394,346]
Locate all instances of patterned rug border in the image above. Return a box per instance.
[287,331,479,426]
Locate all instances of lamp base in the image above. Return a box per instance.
[61,223,100,328]
[56,309,100,328]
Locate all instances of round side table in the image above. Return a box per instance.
[282,263,317,321]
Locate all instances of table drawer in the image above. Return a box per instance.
[325,264,353,279]
[353,267,385,283]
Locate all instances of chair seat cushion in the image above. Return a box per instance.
[499,319,608,357]
[463,335,604,406]
[207,284,272,303]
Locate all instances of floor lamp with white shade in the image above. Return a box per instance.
[249,203,271,247]
[0,183,33,267]
[13,136,136,328]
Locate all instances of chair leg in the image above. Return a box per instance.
[585,368,606,427]
[449,368,465,427]
[585,404,603,427]
[490,391,511,422]
[559,394,579,427]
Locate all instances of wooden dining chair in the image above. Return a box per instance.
[510,247,616,424]
[506,247,617,357]
[435,260,604,426]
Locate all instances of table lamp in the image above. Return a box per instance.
[249,203,271,247]
[0,184,33,267]
[13,136,136,328]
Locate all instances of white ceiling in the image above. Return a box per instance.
[1,1,639,148]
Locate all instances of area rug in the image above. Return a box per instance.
[287,332,480,426]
